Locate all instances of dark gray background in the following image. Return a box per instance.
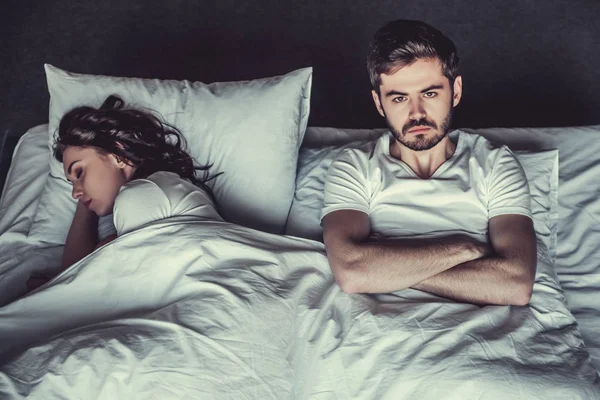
[1,0,599,187]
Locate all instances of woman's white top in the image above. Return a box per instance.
[113,171,221,236]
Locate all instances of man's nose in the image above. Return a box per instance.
[409,99,426,121]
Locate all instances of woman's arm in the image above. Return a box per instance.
[61,200,99,270]
[95,234,117,250]
[26,202,106,292]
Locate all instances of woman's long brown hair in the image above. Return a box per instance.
[54,95,217,201]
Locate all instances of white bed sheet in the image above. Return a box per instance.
[0,218,598,399]
[302,125,600,370]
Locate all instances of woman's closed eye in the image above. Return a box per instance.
[67,169,82,184]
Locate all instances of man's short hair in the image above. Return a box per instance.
[367,20,459,91]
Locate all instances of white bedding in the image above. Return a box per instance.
[0,218,598,399]
[465,125,600,370]
[0,125,62,306]
[301,125,600,371]
[0,125,50,238]
[1,124,600,399]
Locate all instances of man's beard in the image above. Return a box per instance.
[385,107,454,152]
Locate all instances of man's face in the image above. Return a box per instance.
[372,58,462,152]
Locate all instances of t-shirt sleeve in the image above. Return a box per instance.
[146,171,222,222]
[113,172,222,236]
[321,149,371,221]
[487,147,532,219]
[113,179,171,236]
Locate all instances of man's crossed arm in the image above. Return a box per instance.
[322,210,537,305]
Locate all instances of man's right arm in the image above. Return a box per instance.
[322,209,487,293]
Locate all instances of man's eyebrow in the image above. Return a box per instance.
[384,85,445,97]
[385,90,408,97]
[421,84,444,93]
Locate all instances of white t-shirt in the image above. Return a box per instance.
[321,130,531,241]
[113,171,222,236]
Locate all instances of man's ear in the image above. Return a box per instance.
[452,76,463,107]
[372,90,385,117]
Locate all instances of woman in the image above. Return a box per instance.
[27,95,221,290]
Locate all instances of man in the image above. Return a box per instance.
[321,20,536,305]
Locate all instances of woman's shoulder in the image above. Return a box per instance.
[113,174,173,236]
[118,173,168,197]
[120,170,216,210]
[114,170,222,235]
[144,171,185,185]
[115,172,183,212]
[123,171,189,196]
[143,171,210,198]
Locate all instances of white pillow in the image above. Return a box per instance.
[29,64,312,243]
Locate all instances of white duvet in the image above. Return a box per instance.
[0,218,598,399]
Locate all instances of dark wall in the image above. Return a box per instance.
[1,0,599,139]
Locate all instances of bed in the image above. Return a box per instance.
[3,1,600,397]
[0,62,599,399]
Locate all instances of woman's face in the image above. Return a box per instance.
[62,146,135,216]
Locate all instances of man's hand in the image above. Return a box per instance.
[463,234,493,259]
[323,210,489,293]
[412,215,537,305]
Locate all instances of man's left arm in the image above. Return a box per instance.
[412,214,537,305]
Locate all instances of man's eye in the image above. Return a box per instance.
[424,92,437,98]
[393,97,406,103]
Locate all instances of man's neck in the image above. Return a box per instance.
[389,135,456,179]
